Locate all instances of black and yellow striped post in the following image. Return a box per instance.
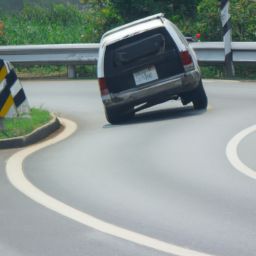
[220,0,235,77]
[0,59,30,118]
[0,59,13,118]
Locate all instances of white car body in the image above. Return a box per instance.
[97,13,207,124]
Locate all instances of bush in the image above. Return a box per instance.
[231,0,256,41]
[195,0,222,41]
[0,4,87,45]
[194,0,256,42]
[80,0,123,42]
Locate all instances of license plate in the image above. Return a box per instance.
[133,66,158,86]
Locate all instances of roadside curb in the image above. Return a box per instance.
[0,115,61,149]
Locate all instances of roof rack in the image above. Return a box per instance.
[102,13,165,39]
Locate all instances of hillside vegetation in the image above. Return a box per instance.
[0,0,255,78]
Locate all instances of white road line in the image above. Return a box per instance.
[6,118,215,256]
[226,124,256,180]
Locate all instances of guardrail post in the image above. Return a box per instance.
[68,65,76,79]
[220,0,235,77]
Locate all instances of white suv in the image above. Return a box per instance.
[97,13,207,124]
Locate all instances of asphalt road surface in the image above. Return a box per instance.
[1,79,256,256]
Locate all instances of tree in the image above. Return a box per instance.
[110,0,201,21]
[79,0,122,42]
[231,0,256,41]
[195,0,256,41]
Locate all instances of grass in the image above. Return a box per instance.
[15,65,97,79]
[16,65,67,79]
[201,64,256,80]
[0,108,51,139]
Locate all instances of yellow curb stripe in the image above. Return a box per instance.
[0,65,8,83]
[0,94,14,117]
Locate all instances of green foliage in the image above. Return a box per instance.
[75,65,97,78]
[16,65,67,79]
[110,0,201,21]
[193,0,256,42]
[0,3,86,45]
[22,3,84,25]
[201,66,225,79]
[111,0,164,21]
[1,0,255,45]
[0,2,124,44]
[80,0,122,42]
[231,0,256,41]
[195,0,222,41]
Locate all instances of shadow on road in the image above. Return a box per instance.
[103,106,207,128]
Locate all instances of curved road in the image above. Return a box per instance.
[1,79,256,256]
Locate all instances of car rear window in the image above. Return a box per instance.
[104,27,179,74]
[104,27,184,93]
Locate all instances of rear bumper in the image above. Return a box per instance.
[102,69,201,108]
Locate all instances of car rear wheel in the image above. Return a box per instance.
[191,81,208,110]
[105,106,134,124]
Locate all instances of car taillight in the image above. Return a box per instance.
[180,50,194,71]
[180,51,192,65]
[98,78,109,96]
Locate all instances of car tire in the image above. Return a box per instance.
[191,80,208,110]
[105,106,134,124]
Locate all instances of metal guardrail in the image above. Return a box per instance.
[0,42,255,77]
[190,42,256,64]
[0,43,99,65]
